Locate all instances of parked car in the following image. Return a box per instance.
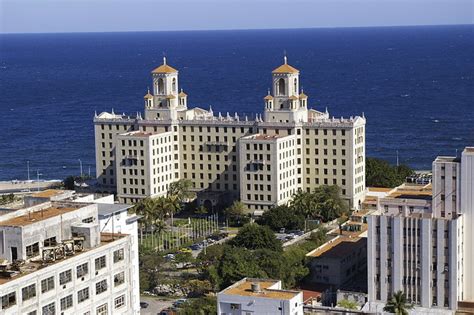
[140,301,149,309]
[288,230,304,236]
[173,298,188,307]
[179,247,191,253]
[279,228,286,233]
[164,253,175,260]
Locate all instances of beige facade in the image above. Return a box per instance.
[94,57,366,208]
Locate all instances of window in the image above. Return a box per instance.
[44,237,57,247]
[113,248,124,263]
[96,303,108,315]
[230,304,240,310]
[114,295,125,309]
[1,292,16,309]
[26,242,39,258]
[27,311,37,315]
[59,269,72,285]
[42,302,55,315]
[95,256,106,271]
[60,295,73,310]
[22,284,36,301]
[114,271,125,287]
[78,288,89,303]
[41,276,55,293]
[96,279,108,295]
[77,262,89,278]
[82,217,94,223]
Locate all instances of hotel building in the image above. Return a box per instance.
[366,147,474,313]
[0,196,140,314]
[94,57,366,210]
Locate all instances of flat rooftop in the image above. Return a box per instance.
[0,233,127,285]
[252,134,281,141]
[0,204,82,227]
[368,187,393,193]
[30,189,67,198]
[387,184,432,200]
[307,236,364,258]
[221,278,300,300]
[120,131,161,137]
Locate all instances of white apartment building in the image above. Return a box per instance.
[217,277,304,315]
[367,147,474,312]
[94,57,366,210]
[0,200,140,315]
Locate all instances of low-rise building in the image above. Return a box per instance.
[0,200,140,314]
[306,220,368,292]
[217,277,304,315]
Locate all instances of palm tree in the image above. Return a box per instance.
[131,198,154,244]
[383,291,413,315]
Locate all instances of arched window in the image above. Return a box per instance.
[277,78,285,96]
[294,78,298,94]
[158,78,164,94]
[172,78,176,93]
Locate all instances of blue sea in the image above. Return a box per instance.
[0,25,473,181]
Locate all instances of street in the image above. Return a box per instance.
[140,296,174,314]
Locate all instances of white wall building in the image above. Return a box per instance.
[94,57,366,210]
[217,278,304,315]
[367,147,474,313]
[0,200,140,314]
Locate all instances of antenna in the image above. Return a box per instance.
[283,50,287,64]
[396,150,399,167]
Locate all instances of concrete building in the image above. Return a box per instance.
[217,277,304,315]
[306,218,368,291]
[366,147,474,313]
[0,200,140,314]
[94,57,366,211]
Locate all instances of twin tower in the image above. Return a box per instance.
[144,56,311,123]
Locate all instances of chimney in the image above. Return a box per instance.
[251,282,261,293]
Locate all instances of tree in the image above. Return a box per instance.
[337,299,359,310]
[218,246,267,287]
[224,201,248,226]
[258,205,304,231]
[63,176,76,190]
[290,190,318,218]
[180,296,217,315]
[313,185,350,221]
[167,179,195,203]
[383,291,413,315]
[230,223,282,252]
[366,157,414,188]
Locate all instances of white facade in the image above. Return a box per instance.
[0,201,140,314]
[217,278,304,315]
[367,147,474,312]
[94,57,366,209]
[460,148,474,301]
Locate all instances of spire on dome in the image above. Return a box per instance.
[163,56,167,65]
[284,55,287,65]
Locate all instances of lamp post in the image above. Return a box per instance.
[36,170,42,192]
[78,159,83,177]
[27,161,30,181]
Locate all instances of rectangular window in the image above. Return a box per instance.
[60,295,73,311]
[96,279,108,295]
[41,276,55,293]
[42,302,55,315]
[97,303,108,315]
[59,269,72,285]
[44,237,57,247]
[77,262,89,278]
[1,292,16,309]
[114,271,125,287]
[22,284,36,301]
[113,248,124,263]
[114,295,125,309]
[95,256,106,271]
[78,288,89,303]
[26,242,39,258]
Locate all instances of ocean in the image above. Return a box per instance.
[0,25,473,181]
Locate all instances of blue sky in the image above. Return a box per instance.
[0,0,472,33]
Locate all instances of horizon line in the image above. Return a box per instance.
[1,22,472,35]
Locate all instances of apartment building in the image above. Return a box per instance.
[217,277,304,315]
[94,57,366,210]
[0,200,140,314]
[366,147,474,312]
